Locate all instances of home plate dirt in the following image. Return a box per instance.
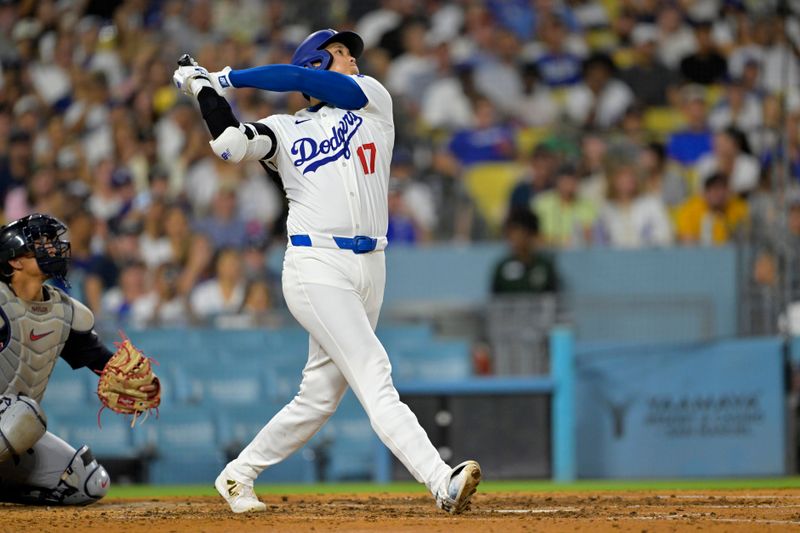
[3,490,800,532]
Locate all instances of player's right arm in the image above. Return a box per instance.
[173,59,277,164]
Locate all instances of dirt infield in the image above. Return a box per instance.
[3,490,800,532]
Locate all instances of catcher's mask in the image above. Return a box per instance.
[0,213,71,286]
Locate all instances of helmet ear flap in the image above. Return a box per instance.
[302,50,334,70]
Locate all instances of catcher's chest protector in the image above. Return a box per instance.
[0,283,73,402]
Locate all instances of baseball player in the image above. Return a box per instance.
[0,213,160,505]
[173,29,481,514]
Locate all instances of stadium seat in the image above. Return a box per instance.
[644,107,686,140]
[463,163,524,233]
[516,127,551,158]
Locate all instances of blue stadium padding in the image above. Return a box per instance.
[314,391,374,481]
[550,327,576,482]
[47,409,139,459]
[791,336,800,365]
[44,361,91,407]
[394,376,554,395]
[391,340,472,381]
[140,406,225,484]
[215,407,316,483]
[183,362,267,407]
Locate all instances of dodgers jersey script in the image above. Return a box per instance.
[263,75,393,239]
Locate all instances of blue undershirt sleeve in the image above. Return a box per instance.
[228,65,368,110]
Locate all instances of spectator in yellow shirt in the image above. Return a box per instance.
[675,172,748,245]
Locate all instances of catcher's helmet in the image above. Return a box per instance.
[0,213,71,285]
[291,29,364,71]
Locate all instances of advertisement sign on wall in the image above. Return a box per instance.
[576,338,785,478]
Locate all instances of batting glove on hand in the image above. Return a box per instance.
[208,66,233,95]
[173,55,213,97]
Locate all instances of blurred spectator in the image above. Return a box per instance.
[65,70,114,167]
[533,162,598,248]
[564,53,634,129]
[667,84,714,166]
[65,209,113,312]
[386,19,436,103]
[139,262,188,328]
[139,199,172,270]
[753,189,800,329]
[621,24,680,108]
[516,62,558,127]
[391,148,437,241]
[217,278,282,329]
[593,161,674,248]
[695,127,761,196]
[0,130,33,211]
[355,0,407,50]
[474,29,524,115]
[655,4,697,70]
[675,172,749,245]
[421,50,477,131]
[577,133,608,206]
[387,179,421,245]
[241,235,270,281]
[491,208,558,294]
[509,143,559,212]
[447,96,516,166]
[4,164,60,221]
[679,19,728,85]
[708,77,764,134]
[189,247,246,324]
[529,13,586,88]
[193,181,250,250]
[639,142,687,209]
[101,259,151,328]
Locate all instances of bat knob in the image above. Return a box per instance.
[177,54,194,67]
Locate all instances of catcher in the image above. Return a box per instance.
[0,213,160,505]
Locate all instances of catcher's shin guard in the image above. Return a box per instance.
[56,445,110,505]
[0,395,47,463]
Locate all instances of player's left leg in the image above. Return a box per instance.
[0,431,109,505]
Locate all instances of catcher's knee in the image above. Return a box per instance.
[0,395,47,463]
[58,445,110,505]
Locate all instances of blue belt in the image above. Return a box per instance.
[290,234,378,254]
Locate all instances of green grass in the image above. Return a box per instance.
[107,477,800,499]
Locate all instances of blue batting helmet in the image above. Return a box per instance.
[291,29,364,70]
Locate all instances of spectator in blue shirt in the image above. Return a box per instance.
[532,14,584,87]
[448,96,516,166]
[667,84,713,166]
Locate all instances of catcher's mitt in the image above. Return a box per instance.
[97,336,161,427]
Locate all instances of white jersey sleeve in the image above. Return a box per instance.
[351,75,393,124]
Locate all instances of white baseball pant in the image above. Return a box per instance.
[225,246,452,493]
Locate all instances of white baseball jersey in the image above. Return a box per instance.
[261,75,394,239]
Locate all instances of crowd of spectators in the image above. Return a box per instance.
[1,0,799,330]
